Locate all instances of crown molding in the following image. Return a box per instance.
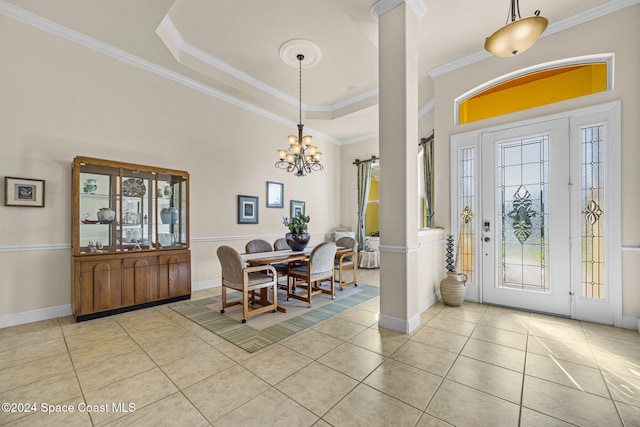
[0,1,341,145]
[428,0,639,78]
[341,132,380,145]
[418,99,434,119]
[370,0,427,20]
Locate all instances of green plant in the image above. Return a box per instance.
[282,212,310,234]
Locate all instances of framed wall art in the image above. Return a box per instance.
[4,177,45,207]
[290,200,305,218]
[238,195,259,224]
[266,181,284,208]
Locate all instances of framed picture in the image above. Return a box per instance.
[238,195,259,224]
[266,181,284,208]
[290,200,305,218]
[4,177,45,207]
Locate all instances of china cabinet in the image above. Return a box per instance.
[71,156,190,321]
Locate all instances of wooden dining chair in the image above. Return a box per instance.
[287,241,337,307]
[273,238,289,251]
[334,237,358,290]
[245,239,273,254]
[217,245,278,323]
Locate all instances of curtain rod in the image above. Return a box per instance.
[418,132,435,146]
[353,155,379,165]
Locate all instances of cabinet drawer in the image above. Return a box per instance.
[159,252,189,265]
[77,259,121,273]
[122,256,158,269]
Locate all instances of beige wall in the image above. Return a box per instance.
[0,15,340,318]
[432,7,640,321]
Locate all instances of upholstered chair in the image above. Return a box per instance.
[217,245,278,323]
[287,241,337,307]
[245,239,273,254]
[334,237,358,290]
[273,238,289,251]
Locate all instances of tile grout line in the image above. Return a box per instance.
[580,320,627,426]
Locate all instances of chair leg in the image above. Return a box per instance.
[330,278,335,299]
[220,285,227,313]
[272,282,278,313]
[242,290,249,323]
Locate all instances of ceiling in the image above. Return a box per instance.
[3,0,618,143]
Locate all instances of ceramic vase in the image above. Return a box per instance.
[97,207,115,224]
[440,271,468,307]
[160,207,179,224]
[286,232,310,252]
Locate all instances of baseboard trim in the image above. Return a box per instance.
[0,304,72,329]
[378,312,421,334]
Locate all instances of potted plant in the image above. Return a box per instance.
[282,212,311,251]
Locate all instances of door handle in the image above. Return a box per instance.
[484,237,491,242]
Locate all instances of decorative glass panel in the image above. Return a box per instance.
[497,136,549,292]
[458,147,475,282]
[581,125,605,300]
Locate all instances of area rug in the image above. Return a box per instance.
[169,284,379,353]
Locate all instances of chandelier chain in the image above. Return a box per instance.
[299,55,303,124]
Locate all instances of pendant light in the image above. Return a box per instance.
[485,0,548,57]
[275,54,323,177]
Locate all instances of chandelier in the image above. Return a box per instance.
[484,0,548,57]
[275,54,323,177]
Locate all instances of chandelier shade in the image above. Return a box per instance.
[275,54,323,177]
[485,0,548,57]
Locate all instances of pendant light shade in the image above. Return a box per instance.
[485,0,548,57]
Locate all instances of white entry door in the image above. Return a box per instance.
[481,118,571,316]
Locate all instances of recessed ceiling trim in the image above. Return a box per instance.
[0,0,341,145]
[341,132,380,145]
[370,0,427,20]
[428,0,638,79]
[159,16,383,115]
[160,16,299,107]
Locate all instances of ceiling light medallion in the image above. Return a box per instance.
[275,48,323,177]
[485,0,548,57]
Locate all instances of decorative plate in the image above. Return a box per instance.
[122,178,146,197]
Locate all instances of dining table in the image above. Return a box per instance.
[242,250,312,313]
[241,246,355,312]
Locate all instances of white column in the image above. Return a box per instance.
[371,0,424,333]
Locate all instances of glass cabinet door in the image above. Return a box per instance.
[78,164,117,254]
[156,173,188,249]
[119,169,156,252]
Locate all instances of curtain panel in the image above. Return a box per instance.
[356,161,372,246]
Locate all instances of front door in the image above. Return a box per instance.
[481,118,571,316]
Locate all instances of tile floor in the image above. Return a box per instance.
[1,269,639,426]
